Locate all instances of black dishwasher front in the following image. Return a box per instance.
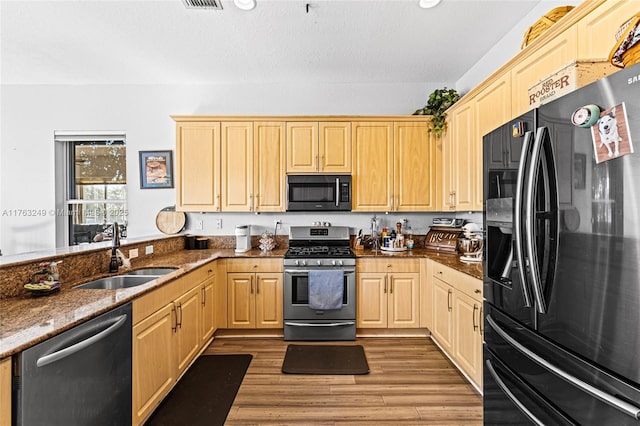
[13,302,132,426]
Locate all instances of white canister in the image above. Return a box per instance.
[235,225,251,253]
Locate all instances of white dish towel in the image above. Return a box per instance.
[308,270,344,310]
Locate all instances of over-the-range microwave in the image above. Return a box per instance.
[286,175,351,211]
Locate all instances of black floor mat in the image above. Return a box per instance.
[281,344,369,375]
[146,354,252,426]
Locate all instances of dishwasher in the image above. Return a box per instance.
[13,302,132,426]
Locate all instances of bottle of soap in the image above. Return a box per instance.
[406,226,414,249]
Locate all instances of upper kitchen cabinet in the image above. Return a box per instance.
[253,122,286,212]
[352,119,439,212]
[443,102,477,212]
[393,121,440,211]
[175,121,221,212]
[286,121,351,174]
[511,26,578,117]
[221,122,254,212]
[220,121,286,213]
[577,0,640,60]
[352,121,394,211]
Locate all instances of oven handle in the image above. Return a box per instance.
[285,321,356,327]
[284,269,356,274]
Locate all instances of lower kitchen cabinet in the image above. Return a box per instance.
[1,357,11,426]
[132,262,217,425]
[429,259,483,390]
[356,258,420,328]
[226,259,283,329]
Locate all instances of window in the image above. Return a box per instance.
[55,132,127,246]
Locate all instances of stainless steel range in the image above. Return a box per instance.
[283,226,356,341]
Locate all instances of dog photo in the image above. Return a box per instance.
[591,102,634,164]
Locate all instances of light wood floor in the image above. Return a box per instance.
[203,337,483,425]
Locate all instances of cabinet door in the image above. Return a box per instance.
[175,285,202,376]
[577,0,640,61]
[319,122,351,173]
[431,278,454,354]
[201,275,216,344]
[221,122,253,211]
[388,272,420,328]
[449,102,476,212]
[357,272,387,328]
[132,303,176,425]
[441,123,455,211]
[254,122,286,212]
[453,290,483,388]
[511,26,578,116]
[286,122,318,173]
[227,273,255,328]
[176,122,220,212]
[1,358,11,426]
[394,121,439,211]
[255,272,283,328]
[352,121,393,211]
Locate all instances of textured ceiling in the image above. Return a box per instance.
[1,0,541,85]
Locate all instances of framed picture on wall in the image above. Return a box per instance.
[139,150,174,189]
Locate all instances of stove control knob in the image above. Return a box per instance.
[331,260,336,266]
[317,260,322,266]
[338,260,344,266]
[295,260,300,266]
[301,260,307,266]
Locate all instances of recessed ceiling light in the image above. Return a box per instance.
[234,0,256,10]
[419,0,441,8]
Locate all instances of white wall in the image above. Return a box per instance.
[1,81,458,255]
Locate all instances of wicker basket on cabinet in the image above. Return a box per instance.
[609,14,640,68]
[521,6,575,49]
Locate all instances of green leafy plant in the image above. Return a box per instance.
[413,87,460,137]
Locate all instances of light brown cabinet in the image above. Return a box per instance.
[0,357,11,426]
[429,260,483,390]
[286,121,351,173]
[132,263,217,425]
[352,120,439,212]
[511,26,578,117]
[443,103,476,212]
[175,119,285,212]
[175,121,221,211]
[577,0,640,61]
[357,258,420,328]
[226,259,283,329]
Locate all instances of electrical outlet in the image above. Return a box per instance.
[145,245,154,255]
[216,219,222,229]
[129,248,139,259]
[196,220,204,230]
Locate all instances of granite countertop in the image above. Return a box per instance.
[0,246,481,359]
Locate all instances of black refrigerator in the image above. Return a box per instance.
[483,62,640,425]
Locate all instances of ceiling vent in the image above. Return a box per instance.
[182,0,223,10]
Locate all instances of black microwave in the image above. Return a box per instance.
[286,175,351,211]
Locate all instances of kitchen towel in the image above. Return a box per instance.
[308,270,344,310]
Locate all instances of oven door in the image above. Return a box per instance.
[283,267,356,320]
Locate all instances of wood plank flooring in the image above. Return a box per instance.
[203,337,483,425]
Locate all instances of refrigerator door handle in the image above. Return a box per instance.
[525,127,559,314]
[485,359,546,426]
[487,315,640,420]
[514,130,534,308]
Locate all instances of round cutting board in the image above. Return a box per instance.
[155,206,186,234]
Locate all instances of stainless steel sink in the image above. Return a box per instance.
[74,275,156,290]
[125,267,178,276]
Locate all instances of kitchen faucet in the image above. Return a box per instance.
[108,222,130,273]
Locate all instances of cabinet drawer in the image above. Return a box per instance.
[226,258,283,273]
[432,262,482,300]
[357,258,420,273]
